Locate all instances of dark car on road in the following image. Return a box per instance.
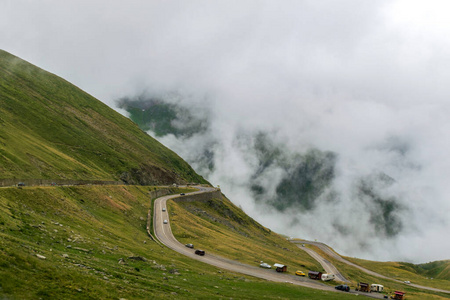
[185,243,194,248]
[195,249,205,256]
[335,285,350,292]
[180,193,185,195]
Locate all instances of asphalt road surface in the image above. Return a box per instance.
[295,243,349,283]
[152,187,386,298]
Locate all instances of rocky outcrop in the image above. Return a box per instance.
[120,163,187,186]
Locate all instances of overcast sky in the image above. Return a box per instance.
[2,0,450,263]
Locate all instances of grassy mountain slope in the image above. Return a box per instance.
[169,194,322,273]
[0,49,206,185]
[415,260,450,281]
[169,196,450,299]
[0,185,356,300]
[1,185,447,300]
[117,97,208,138]
[300,245,450,299]
[1,50,448,299]
[0,50,351,299]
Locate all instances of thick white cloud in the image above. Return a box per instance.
[1,0,450,263]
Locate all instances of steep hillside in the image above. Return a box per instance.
[1,50,448,299]
[168,193,322,273]
[416,260,450,280]
[117,96,208,138]
[0,185,356,300]
[0,50,207,185]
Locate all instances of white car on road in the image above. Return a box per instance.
[259,262,272,269]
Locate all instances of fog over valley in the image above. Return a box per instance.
[2,0,450,263]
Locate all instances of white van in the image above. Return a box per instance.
[321,274,335,281]
[370,284,384,292]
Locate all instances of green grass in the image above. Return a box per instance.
[167,196,449,299]
[169,194,324,275]
[416,261,450,280]
[302,244,450,300]
[0,185,359,299]
[0,183,446,299]
[1,49,448,299]
[0,49,207,185]
[342,255,450,291]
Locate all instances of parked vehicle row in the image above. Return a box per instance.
[334,281,406,299]
[307,271,336,281]
[355,282,385,293]
[157,192,409,299]
[258,262,308,278]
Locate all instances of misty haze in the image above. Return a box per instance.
[2,0,450,264]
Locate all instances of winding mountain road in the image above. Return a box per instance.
[152,187,386,298]
[292,241,450,295]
